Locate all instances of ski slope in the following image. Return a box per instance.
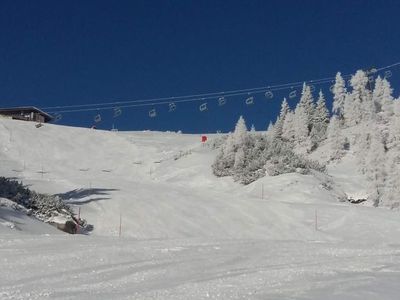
[1,118,400,299]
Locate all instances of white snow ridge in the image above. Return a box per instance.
[1,72,400,299]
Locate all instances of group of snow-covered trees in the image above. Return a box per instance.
[212,115,324,185]
[331,71,400,207]
[329,70,400,208]
[213,69,400,208]
[272,83,330,152]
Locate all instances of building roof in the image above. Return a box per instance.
[0,106,53,122]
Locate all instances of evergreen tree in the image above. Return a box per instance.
[234,147,246,171]
[293,83,314,148]
[327,115,345,160]
[373,76,384,113]
[332,72,347,120]
[365,128,387,206]
[266,121,274,140]
[212,116,249,177]
[310,90,330,150]
[273,98,290,140]
[373,77,394,125]
[384,100,400,207]
[280,98,290,117]
[387,99,400,150]
[344,70,370,126]
[282,111,295,142]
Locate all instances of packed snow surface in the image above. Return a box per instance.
[1,118,400,299]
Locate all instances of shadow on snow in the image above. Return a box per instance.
[55,188,119,205]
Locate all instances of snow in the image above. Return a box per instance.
[0,198,61,235]
[1,118,400,299]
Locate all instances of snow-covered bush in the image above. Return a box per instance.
[263,139,325,176]
[0,177,73,221]
[30,192,74,220]
[0,177,31,206]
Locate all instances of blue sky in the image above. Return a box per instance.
[0,0,399,133]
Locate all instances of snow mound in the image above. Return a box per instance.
[0,198,61,235]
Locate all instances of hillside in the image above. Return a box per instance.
[1,117,400,299]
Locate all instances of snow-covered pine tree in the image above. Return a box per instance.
[267,121,273,131]
[212,115,249,177]
[380,79,394,122]
[234,147,246,171]
[273,98,290,140]
[344,70,370,126]
[373,76,394,125]
[266,121,274,140]
[293,83,315,149]
[365,127,387,206]
[232,115,248,146]
[310,90,330,150]
[382,161,400,208]
[236,135,266,184]
[327,115,345,160]
[282,111,295,142]
[383,99,400,207]
[373,76,384,113]
[332,72,347,120]
[369,76,394,150]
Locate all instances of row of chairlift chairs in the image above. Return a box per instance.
[89,69,393,121]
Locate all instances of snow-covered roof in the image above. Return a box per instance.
[0,106,53,122]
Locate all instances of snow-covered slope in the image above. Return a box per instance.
[1,118,400,299]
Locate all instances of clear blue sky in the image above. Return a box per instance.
[0,0,399,133]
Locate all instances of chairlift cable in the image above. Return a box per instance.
[41,61,400,114]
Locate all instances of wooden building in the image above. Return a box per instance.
[0,107,53,123]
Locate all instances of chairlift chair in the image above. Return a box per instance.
[169,102,177,112]
[218,96,226,106]
[264,90,273,99]
[384,70,392,79]
[113,107,122,118]
[149,109,157,118]
[289,90,297,99]
[245,96,254,105]
[199,103,207,112]
[94,114,101,123]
